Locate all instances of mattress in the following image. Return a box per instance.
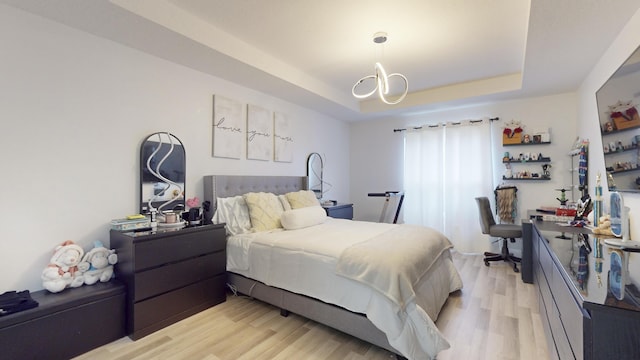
[227,218,463,359]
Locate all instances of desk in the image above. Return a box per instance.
[523,217,640,359]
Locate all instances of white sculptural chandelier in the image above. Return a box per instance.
[352,32,408,105]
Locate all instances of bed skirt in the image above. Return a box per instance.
[226,272,401,356]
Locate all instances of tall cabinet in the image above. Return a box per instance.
[111,224,227,340]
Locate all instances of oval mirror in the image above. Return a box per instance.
[307,152,323,199]
[140,132,186,213]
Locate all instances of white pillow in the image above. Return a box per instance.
[281,206,327,230]
[212,196,252,235]
[285,190,320,209]
[278,194,292,211]
[243,192,285,232]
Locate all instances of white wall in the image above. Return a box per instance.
[0,5,350,292]
[350,93,578,254]
[578,7,640,283]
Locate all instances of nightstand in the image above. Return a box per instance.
[322,203,353,220]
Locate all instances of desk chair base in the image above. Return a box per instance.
[484,238,521,273]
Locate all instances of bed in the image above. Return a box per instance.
[203,175,462,360]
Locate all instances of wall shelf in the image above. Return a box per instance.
[608,167,640,175]
[604,145,638,156]
[502,138,552,179]
[601,124,640,135]
[503,141,551,147]
[502,176,551,181]
[503,157,551,163]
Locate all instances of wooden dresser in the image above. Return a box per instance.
[110,224,226,340]
[523,220,640,359]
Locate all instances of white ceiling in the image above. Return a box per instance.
[3,0,640,122]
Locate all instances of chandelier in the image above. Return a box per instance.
[352,32,408,105]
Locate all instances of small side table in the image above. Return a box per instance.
[322,203,353,220]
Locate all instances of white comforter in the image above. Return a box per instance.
[227,218,463,360]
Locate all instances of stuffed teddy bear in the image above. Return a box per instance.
[41,240,85,293]
[78,241,118,286]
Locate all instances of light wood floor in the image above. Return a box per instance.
[73,252,550,360]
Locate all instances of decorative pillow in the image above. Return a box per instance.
[243,192,285,232]
[212,196,252,235]
[281,206,327,230]
[285,190,320,209]
[278,194,292,211]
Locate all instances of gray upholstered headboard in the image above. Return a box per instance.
[203,175,308,223]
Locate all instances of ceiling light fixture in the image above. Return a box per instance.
[352,32,408,105]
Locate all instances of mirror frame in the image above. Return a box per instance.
[140,132,186,213]
[307,152,323,199]
[595,46,640,193]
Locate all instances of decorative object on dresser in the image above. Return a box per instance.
[185,196,203,225]
[139,132,186,226]
[110,224,227,340]
[603,191,640,251]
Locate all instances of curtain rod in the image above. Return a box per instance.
[393,117,499,133]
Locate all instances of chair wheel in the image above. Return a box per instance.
[513,265,520,273]
[484,261,490,267]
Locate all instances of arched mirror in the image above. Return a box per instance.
[140,132,186,213]
[307,152,323,199]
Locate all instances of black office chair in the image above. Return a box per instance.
[475,197,522,273]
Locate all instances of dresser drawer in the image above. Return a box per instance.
[539,240,554,283]
[132,274,226,337]
[551,262,583,359]
[134,251,226,302]
[538,265,553,316]
[549,298,575,359]
[134,229,225,270]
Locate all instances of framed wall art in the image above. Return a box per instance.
[212,95,244,159]
[246,104,272,161]
[274,111,294,162]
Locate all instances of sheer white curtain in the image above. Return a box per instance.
[403,119,494,253]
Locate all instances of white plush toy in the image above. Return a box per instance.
[78,241,117,285]
[41,240,86,293]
